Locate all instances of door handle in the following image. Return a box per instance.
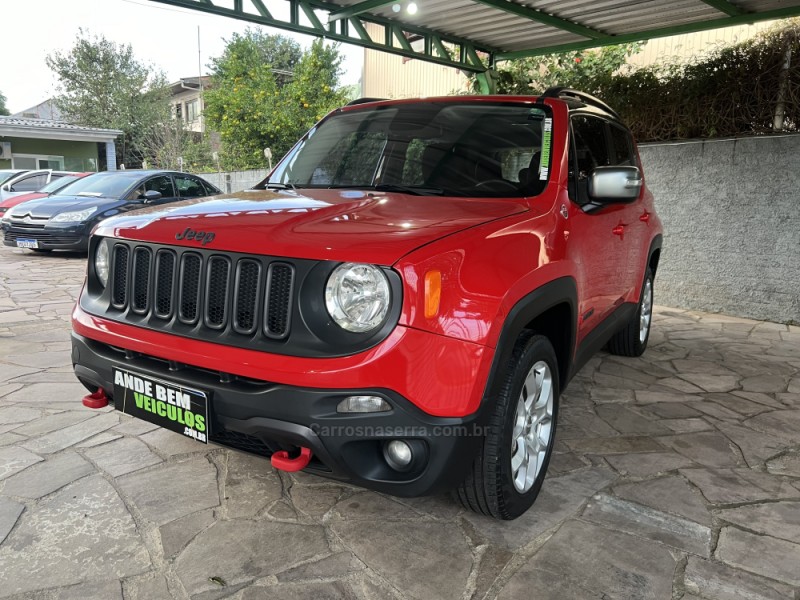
[640,211,650,224]
[612,225,625,237]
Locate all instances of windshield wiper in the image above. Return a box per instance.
[262,181,296,191]
[373,184,444,196]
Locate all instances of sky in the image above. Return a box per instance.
[0,0,365,114]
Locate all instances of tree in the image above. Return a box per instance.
[0,90,9,116]
[204,31,349,169]
[475,42,643,96]
[46,29,172,168]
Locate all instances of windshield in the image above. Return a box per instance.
[39,175,83,194]
[52,173,138,198]
[268,102,553,198]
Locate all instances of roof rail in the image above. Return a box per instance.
[345,97,387,106]
[538,87,619,119]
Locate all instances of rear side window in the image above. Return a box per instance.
[174,175,207,198]
[10,174,48,192]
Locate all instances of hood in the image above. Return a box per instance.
[94,189,529,264]
[10,195,126,219]
[0,192,46,210]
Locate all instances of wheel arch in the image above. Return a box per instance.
[482,277,577,409]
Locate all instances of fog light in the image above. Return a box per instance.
[337,395,391,413]
[384,440,413,471]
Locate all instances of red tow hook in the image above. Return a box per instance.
[271,447,313,472]
[82,388,109,409]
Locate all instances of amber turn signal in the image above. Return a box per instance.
[424,270,442,319]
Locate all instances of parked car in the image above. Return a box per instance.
[0,169,80,202]
[71,90,662,519]
[0,172,92,216]
[0,169,29,186]
[2,170,220,252]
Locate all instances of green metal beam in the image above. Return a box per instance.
[697,0,744,17]
[470,0,608,40]
[497,5,800,61]
[149,0,494,72]
[328,0,396,22]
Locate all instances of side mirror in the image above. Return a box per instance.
[142,190,162,203]
[588,166,642,203]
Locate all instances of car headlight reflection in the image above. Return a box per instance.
[51,207,96,223]
[325,263,390,333]
[94,238,110,288]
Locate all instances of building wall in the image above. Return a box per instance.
[0,137,99,171]
[639,135,800,324]
[172,88,205,133]
[198,168,269,194]
[628,21,778,67]
[362,24,469,99]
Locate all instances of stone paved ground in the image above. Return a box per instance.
[1,245,799,600]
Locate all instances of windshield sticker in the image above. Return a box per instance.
[539,118,552,181]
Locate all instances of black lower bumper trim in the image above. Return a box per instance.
[71,332,484,496]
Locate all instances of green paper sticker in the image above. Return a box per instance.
[539,118,552,181]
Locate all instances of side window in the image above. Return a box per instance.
[10,174,48,192]
[174,175,207,198]
[609,125,635,166]
[570,115,611,204]
[144,175,175,198]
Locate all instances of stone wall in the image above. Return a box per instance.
[198,169,269,194]
[638,135,800,324]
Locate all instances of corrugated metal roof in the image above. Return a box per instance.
[150,0,800,73]
[0,117,121,133]
[327,0,800,56]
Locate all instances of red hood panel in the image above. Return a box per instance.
[94,189,528,264]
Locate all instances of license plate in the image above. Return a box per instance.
[16,238,39,249]
[112,367,209,443]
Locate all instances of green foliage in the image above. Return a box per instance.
[487,20,800,141]
[204,32,349,170]
[478,43,643,96]
[46,29,172,167]
[0,90,9,116]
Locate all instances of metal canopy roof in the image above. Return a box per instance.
[151,0,800,77]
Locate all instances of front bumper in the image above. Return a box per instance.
[3,222,89,251]
[72,332,485,496]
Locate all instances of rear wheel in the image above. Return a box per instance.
[454,333,559,520]
[607,268,654,357]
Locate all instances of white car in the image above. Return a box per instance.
[0,169,78,202]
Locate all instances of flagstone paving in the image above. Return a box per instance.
[1,246,799,599]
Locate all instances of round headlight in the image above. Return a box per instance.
[325,263,391,333]
[95,239,110,288]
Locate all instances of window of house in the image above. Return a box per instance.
[186,99,200,122]
[12,154,65,170]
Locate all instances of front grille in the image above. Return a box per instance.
[179,253,202,324]
[210,427,283,458]
[234,260,261,334]
[154,250,175,318]
[106,242,296,345]
[265,263,294,339]
[205,257,230,328]
[131,248,152,313]
[112,245,130,308]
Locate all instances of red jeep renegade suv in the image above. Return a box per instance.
[72,88,662,520]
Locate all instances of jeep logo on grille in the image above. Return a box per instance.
[175,228,216,246]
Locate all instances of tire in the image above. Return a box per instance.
[454,333,559,520]
[607,268,654,357]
